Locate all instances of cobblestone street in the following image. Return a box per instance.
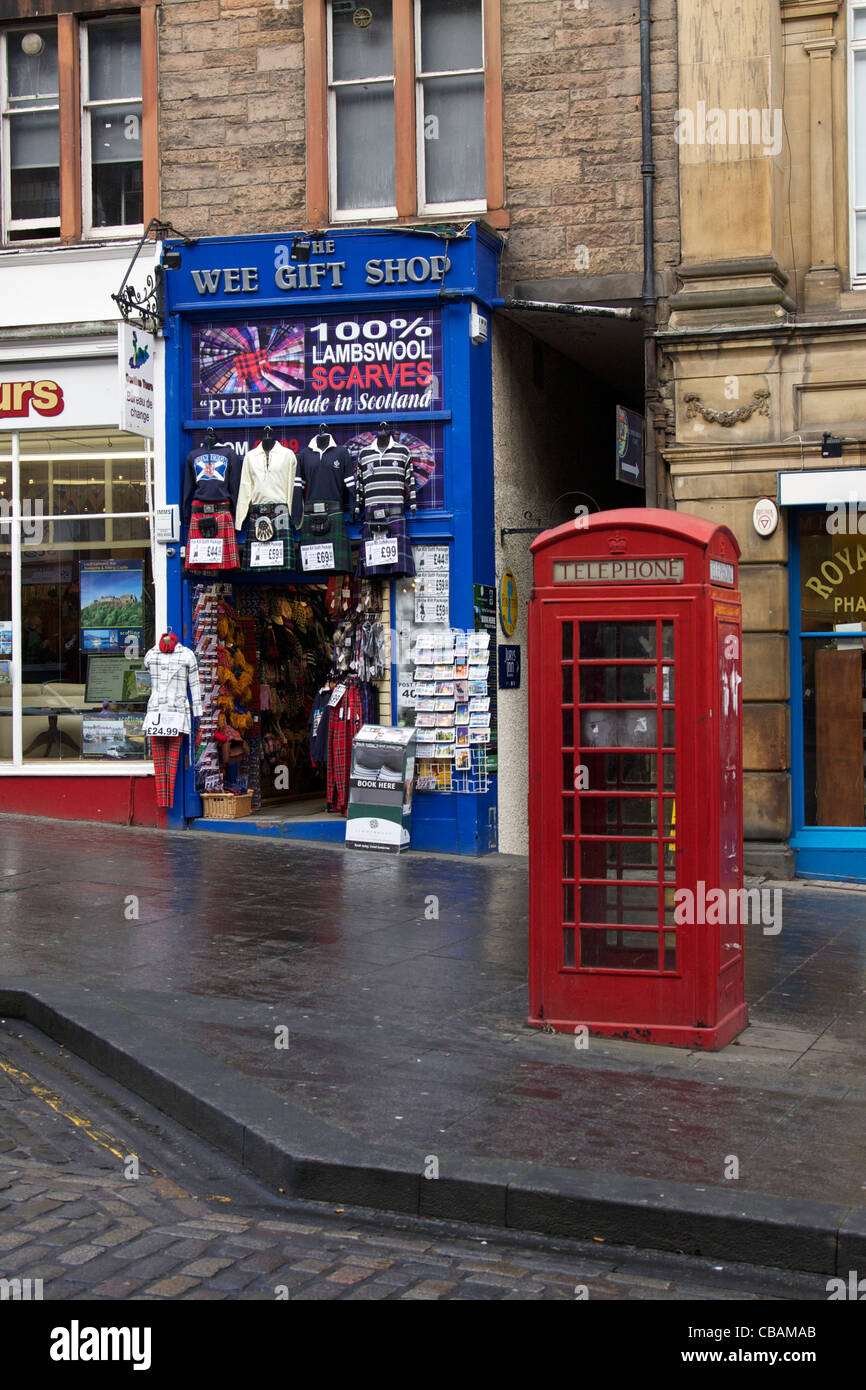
[0,1021,829,1302]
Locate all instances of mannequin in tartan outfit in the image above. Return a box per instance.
[326,682,364,815]
[144,633,203,808]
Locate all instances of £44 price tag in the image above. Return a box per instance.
[188,538,224,566]
[365,536,398,567]
[301,542,335,571]
[250,541,284,568]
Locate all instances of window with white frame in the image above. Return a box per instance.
[0,10,149,245]
[326,0,488,220]
[81,17,143,235]
[0,26,61,242]
[415,0,485,213]
[850,4,866,280]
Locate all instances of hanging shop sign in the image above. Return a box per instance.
[191,310,443,421]
[118,323,155,438]
[615,404,644,488]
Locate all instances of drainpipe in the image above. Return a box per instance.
[640,0,662,507]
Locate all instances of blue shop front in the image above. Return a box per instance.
[159,224,501,855]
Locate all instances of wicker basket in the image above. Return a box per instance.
[200,791,254,820]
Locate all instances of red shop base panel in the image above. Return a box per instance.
[0,777,160,827]
[526,1005,749,1052]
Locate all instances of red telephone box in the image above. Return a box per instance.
[528,509,747,1049]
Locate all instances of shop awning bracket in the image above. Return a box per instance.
[112,218,197,332]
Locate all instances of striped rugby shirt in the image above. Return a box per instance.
[352,436,416,522]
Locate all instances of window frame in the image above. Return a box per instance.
[849,2,866,285]
[80,13,144,240]
[306,0,505,227]
[0,23,62,243]
[0,3,157,248]
[326,0,398,223]
[414,0,487,217]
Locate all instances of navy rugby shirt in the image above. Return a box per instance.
[296,434,356,513]
[181,446,242,527]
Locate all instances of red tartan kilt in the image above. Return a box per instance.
[186,502,240,573]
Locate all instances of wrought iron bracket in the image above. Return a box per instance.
[112,218,197,332]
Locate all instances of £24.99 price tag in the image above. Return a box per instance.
[300,542,335,571]
[188,538,224,566]
[365,536,398,567]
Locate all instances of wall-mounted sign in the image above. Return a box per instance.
[0,359,117,430]
[753,496,779,537]
[191,310,443,421]
[498,569,518,636]
[615,404,644,488]
[118,323,155,438]
[554,557,684,583]
[498,644,521,689]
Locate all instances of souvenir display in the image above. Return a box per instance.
[353,425,416,578]
[182,431,242,575]
[143,631,203,806]
[296,426,356,576]
[235,429,302,573]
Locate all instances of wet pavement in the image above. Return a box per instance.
[0,814,864,1209]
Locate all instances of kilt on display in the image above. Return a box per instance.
[357,512,414,578]
[240,503,298,573]
[186,501,240,575]
[297,502,354,575]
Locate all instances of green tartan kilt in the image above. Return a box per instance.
[297,504,353,574]
[240,503,297,572]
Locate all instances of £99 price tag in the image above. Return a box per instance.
[365,536,398,567]
[301,542,335,571]
[188,538,224,566]
[250,540,284,568]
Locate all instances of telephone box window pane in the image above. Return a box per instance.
[663,710,675,746]
[662,621,674,659]
[661,665,674,702]
[583,710,657,748]
[596,751,657,786]
[563,882,575,923]
[663,754,675,789]
[562,663,573,704]
[581,796,658,835]
[600,839,659,873]
[581,882,659,924]
[563,796,574,835]
[580,928,660,970]
[580,622,657,659]
[563,926,575,968]
[579,664,656,704]
[561,622,573,660]
[562,707,574,747]
[563,839,574,880]
[619,710,656,747]
[562,751,573,791]
[663,932,677,970]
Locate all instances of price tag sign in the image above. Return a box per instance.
[415,545,449,573]
[416,574,450,598]
[250,540,285,568]
[328,682,347,708]
[188,538,224,566]
[365,536,398,567]
[144,715,183,737]
[415,596,450,624]
[301,542,335,571]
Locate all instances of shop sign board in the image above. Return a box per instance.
[346,725,417,853]
[0,359,118,430]
[615,404,644,488]
[191,310,443,421]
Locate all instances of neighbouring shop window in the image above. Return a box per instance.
[798,508,866,824]
[0,432,155,764]
[313,0,502,222]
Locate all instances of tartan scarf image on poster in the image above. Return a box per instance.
[151,734,183,807]
[326,682,364,815]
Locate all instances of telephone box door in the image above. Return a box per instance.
[530,597,700,1035]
